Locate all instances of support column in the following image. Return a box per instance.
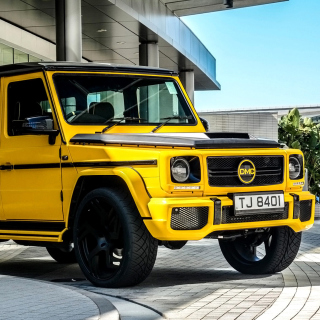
[139,42,159,67]
[180,70,195,106]
[55,0,82,62]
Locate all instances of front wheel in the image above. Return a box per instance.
[73,187,158,288]
[219,226,301,274]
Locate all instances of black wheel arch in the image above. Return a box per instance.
[67,175,132,231]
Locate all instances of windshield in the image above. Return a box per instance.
[53,74,196,126]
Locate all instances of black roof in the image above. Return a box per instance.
[0,62,177,77]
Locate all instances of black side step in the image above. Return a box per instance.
[0,221,65,232]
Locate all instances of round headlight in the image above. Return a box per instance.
[289,156,301,179]
[171,158,190,183]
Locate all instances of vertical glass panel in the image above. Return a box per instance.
[87,93,101,109]
[0,43,13,65]
[14,49,28,63]
[61,97,77,115]
[29,55,41,62]
[101,91,124,116]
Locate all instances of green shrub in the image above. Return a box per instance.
[278,108,320,196]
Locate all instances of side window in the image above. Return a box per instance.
[7,78,53,136]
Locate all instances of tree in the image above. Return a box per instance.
[278,108,320,196]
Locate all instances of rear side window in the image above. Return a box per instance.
[7,78,52,136]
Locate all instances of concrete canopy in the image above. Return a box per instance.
[0,0,286,91]
[161,0,288,16]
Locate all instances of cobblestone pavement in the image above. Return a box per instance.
[0,222,319,320]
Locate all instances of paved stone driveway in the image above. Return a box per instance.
[73,222,320,320]
[0,222,319,320]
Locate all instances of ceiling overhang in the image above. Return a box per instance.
[161,0,288,16]
[0,0,287,90]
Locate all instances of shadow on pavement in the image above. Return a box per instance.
[142,266,274,287]
[0,246,83,280]
[0,245,276,287]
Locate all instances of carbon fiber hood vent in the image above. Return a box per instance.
[70,132,280,149]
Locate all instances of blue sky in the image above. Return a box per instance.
[182,0,320,111]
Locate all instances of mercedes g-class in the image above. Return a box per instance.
[0,62,314,287]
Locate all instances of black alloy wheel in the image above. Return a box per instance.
[219,226,301,274]
[73,187,158,288]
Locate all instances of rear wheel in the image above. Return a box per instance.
[46,246,77,264]
[219,226,301,274]
[73,187,158,287]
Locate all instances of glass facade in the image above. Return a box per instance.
[0,42,41,66]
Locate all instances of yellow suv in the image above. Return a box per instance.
[0,62,314,288]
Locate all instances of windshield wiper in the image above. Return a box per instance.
[151,116,192,133]
[101,117,145,133]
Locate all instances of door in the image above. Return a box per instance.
[0,73,63,221]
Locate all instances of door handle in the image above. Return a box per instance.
[0,164,13,171]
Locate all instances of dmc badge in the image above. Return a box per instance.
[238,159,256,184]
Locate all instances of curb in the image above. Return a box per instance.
[90,291,166,319]
[49,282,120,320]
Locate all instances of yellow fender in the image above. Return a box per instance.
[75,167,152,218]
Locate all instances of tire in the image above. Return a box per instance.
[73,187,158,288]
[219,226,301,274]
[46,246,77,263]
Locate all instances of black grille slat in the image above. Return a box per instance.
[221,203,289,224]
[207,156,284,187]
[300,200,312,222]
[171,207,209,230]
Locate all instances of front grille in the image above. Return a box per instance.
[300,200,312,222]
[171,207,209,230]
[221,203,289,224]
[207,156,284,187]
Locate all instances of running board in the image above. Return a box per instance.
[0,221,67,242]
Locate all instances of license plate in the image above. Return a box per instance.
[234,192,285,216]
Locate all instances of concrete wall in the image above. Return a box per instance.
[198,111,278,141]
[0,19,55,61]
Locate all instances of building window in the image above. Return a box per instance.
[14,49,28,63]
[29,55,41,63]
[0,43,14,65]
[0,42,42,66]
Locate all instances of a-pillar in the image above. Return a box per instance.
[180,70,195,106]
[55,0,82,62]
[139,42,159,121]
[139,42,159,67]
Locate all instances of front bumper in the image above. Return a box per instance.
[144,191,315,241]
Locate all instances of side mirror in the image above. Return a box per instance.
[22,128,60,145]
[48,130,60,145]
[13,116,60,145]
[199,117,210,132]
